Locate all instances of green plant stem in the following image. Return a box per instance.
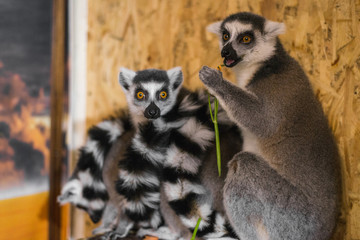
[208,93,221,177]
[191,217,202,240]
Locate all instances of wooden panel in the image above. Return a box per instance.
[49,0,67,239]
[84,0,360,239]
[0,192,49,240]
[0,192,69,240]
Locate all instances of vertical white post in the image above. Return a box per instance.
[68,0,88,238]
[68,0,88,151]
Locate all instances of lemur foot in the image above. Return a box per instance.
[227,151,258,176]
[207,238,238,240]
[199,66,223,88]
[136,226,179,240]
[92,225,114,236]
[99,231,126,240]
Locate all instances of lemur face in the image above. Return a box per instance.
[119,67,183,121]
[207,12,286,68]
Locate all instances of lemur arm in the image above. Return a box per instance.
[199,66,273,137]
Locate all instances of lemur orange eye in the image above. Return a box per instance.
[137,91,145,99]
[223,33,230,41]
[160,91,167,99]
[242,36,251,43]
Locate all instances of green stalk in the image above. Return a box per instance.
[191,217,202,240]
[208,93,221,177]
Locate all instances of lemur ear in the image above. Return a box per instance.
[119,67,136,91]
[167,66,183,91]
[207,21,222,35]
[264,20,286,38]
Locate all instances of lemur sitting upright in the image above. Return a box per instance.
[59,67,243,239]
[107,67,241,239]
[199,12,341,239]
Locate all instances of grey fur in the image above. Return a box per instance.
[101,129,135,237]
[200,12,341,240]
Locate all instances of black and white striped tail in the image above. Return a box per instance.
[162,97,239,239]
[115,121,169,229]
[163,165,238,239]
[58,110,132,223]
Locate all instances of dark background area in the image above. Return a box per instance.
[0,0,52,97]
[0,0,53,197]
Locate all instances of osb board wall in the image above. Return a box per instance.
[84,0,360,238]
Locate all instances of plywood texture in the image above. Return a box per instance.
[0,192,48,240]
[0,192,68,240]
[85,0,360,239]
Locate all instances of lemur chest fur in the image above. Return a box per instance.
[237,66,263,157]
[220,65,263,157]
[218,96,262,157]
[233,63,261,89]
[241,127,262,156]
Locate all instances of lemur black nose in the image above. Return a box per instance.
[145,102,160,119]
[221,48,231,57]
[149,108,157,116]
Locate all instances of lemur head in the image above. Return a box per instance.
[207,12,286,68]
[118,67,183,122]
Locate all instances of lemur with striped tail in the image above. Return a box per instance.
[59,67,243,239]
[200,12,341,239]
[109,67,241,239]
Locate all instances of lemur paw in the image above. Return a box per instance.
[137,226,179,240]
[99,231,126,240]
[199,66,223,87]
[92,225,114,236]
[228,152,261,177]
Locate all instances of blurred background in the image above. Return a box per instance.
[0,0,359,239]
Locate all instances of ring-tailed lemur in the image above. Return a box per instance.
[199,12,341,239]
[59,67,243,239]
[107,67,241,239]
